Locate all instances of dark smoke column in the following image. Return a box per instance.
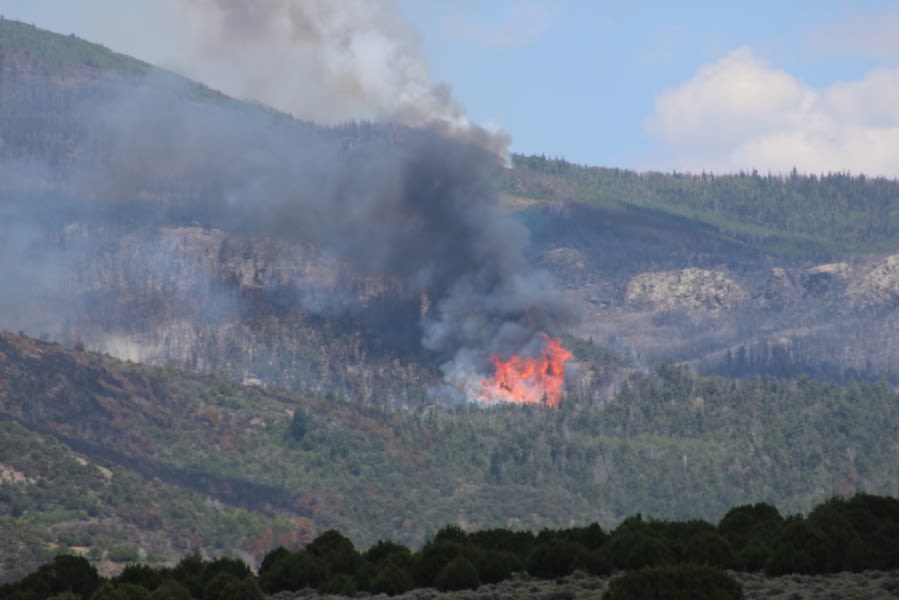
[360,130,580,401]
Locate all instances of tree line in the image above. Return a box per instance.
[3,493,897,600]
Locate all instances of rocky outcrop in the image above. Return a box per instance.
[625,268,746,311]
[800,262,850,297]
[847,253,899,310]
[758,267,799,310]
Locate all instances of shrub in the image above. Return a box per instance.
[468,528,535,560]
[434,556,480,592]
[573,547,613,576]
[147,580,191,600]
[528,541,583,578]
[319,573,357,595]
[115,564,165,592]
[764,521,829,576]
[602,564,744,600]
[475,550,524,583]
[202,572,237,600]
[736,537,771,571]
[117,583,151,600]
[218,576,263,600]
[90,583,128,600]
[433,524,468,544]
[257,550,328,592]
[411,541,463,587]
[625,537,676,570]
[305,529,361,575]
[684,531,736,569]
[370,563,414,596]
[718,503,784,551]
[363,540,413,566]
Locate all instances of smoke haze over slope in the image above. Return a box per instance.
[0,30,574,399]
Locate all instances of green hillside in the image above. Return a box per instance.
[505,154,899,257]
[1,331,897,581]
[0,18,149,75]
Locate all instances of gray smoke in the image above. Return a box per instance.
[0,8,574,399]
[161,0,509,155]
[1,68,576,394]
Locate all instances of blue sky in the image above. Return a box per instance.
[2,1,899,176]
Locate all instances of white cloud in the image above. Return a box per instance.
[645,48,899,177]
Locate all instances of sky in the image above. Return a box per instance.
[2,0,899,176]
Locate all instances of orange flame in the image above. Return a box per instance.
[481,333,574,407]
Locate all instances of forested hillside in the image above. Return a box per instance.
[3,18,899,591]
[1,331,897,581]
[507,154,899,256]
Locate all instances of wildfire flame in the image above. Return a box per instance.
[481,333,574,407]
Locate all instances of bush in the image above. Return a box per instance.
[434,556,480,591]
[468,528,535,560]
[475,550,523,583]
[764,521,829,575]
[305,529,361,575]
[90,583,129,600]
[148,580,191,600]
[257,546,289,577]
[684,532,736,569]
[411,541,462,587]
[117,583,150,600]
[218,576,263,600]
[370,563,414,596]
[573,547,613,576]
[363,540,413,566]
[433,524,468,544]
[735,537,771,571]
[115,564,165,592]
[202,573,237,600]
[527,541,583,578]
[257,550,329,593]
[319,573,357,595]
[625,537,676,570]
[602,564,744,600]
[718,503,783,551]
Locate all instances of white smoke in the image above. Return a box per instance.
[170,0,504,149]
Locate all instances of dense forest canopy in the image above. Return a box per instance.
[506,154,899,256]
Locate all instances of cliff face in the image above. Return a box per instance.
[625,268,746,311]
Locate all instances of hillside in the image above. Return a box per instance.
[2,330,898,581]
[5,18,899,388]
[3,17,899,587]
[500,155,899,383]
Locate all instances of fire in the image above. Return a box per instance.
[481,333,574,407]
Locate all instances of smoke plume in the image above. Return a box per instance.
[0,12,574,401]
[165,0,509,154]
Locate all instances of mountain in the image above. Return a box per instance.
[2,18,899,584]
[5,17,899,389]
